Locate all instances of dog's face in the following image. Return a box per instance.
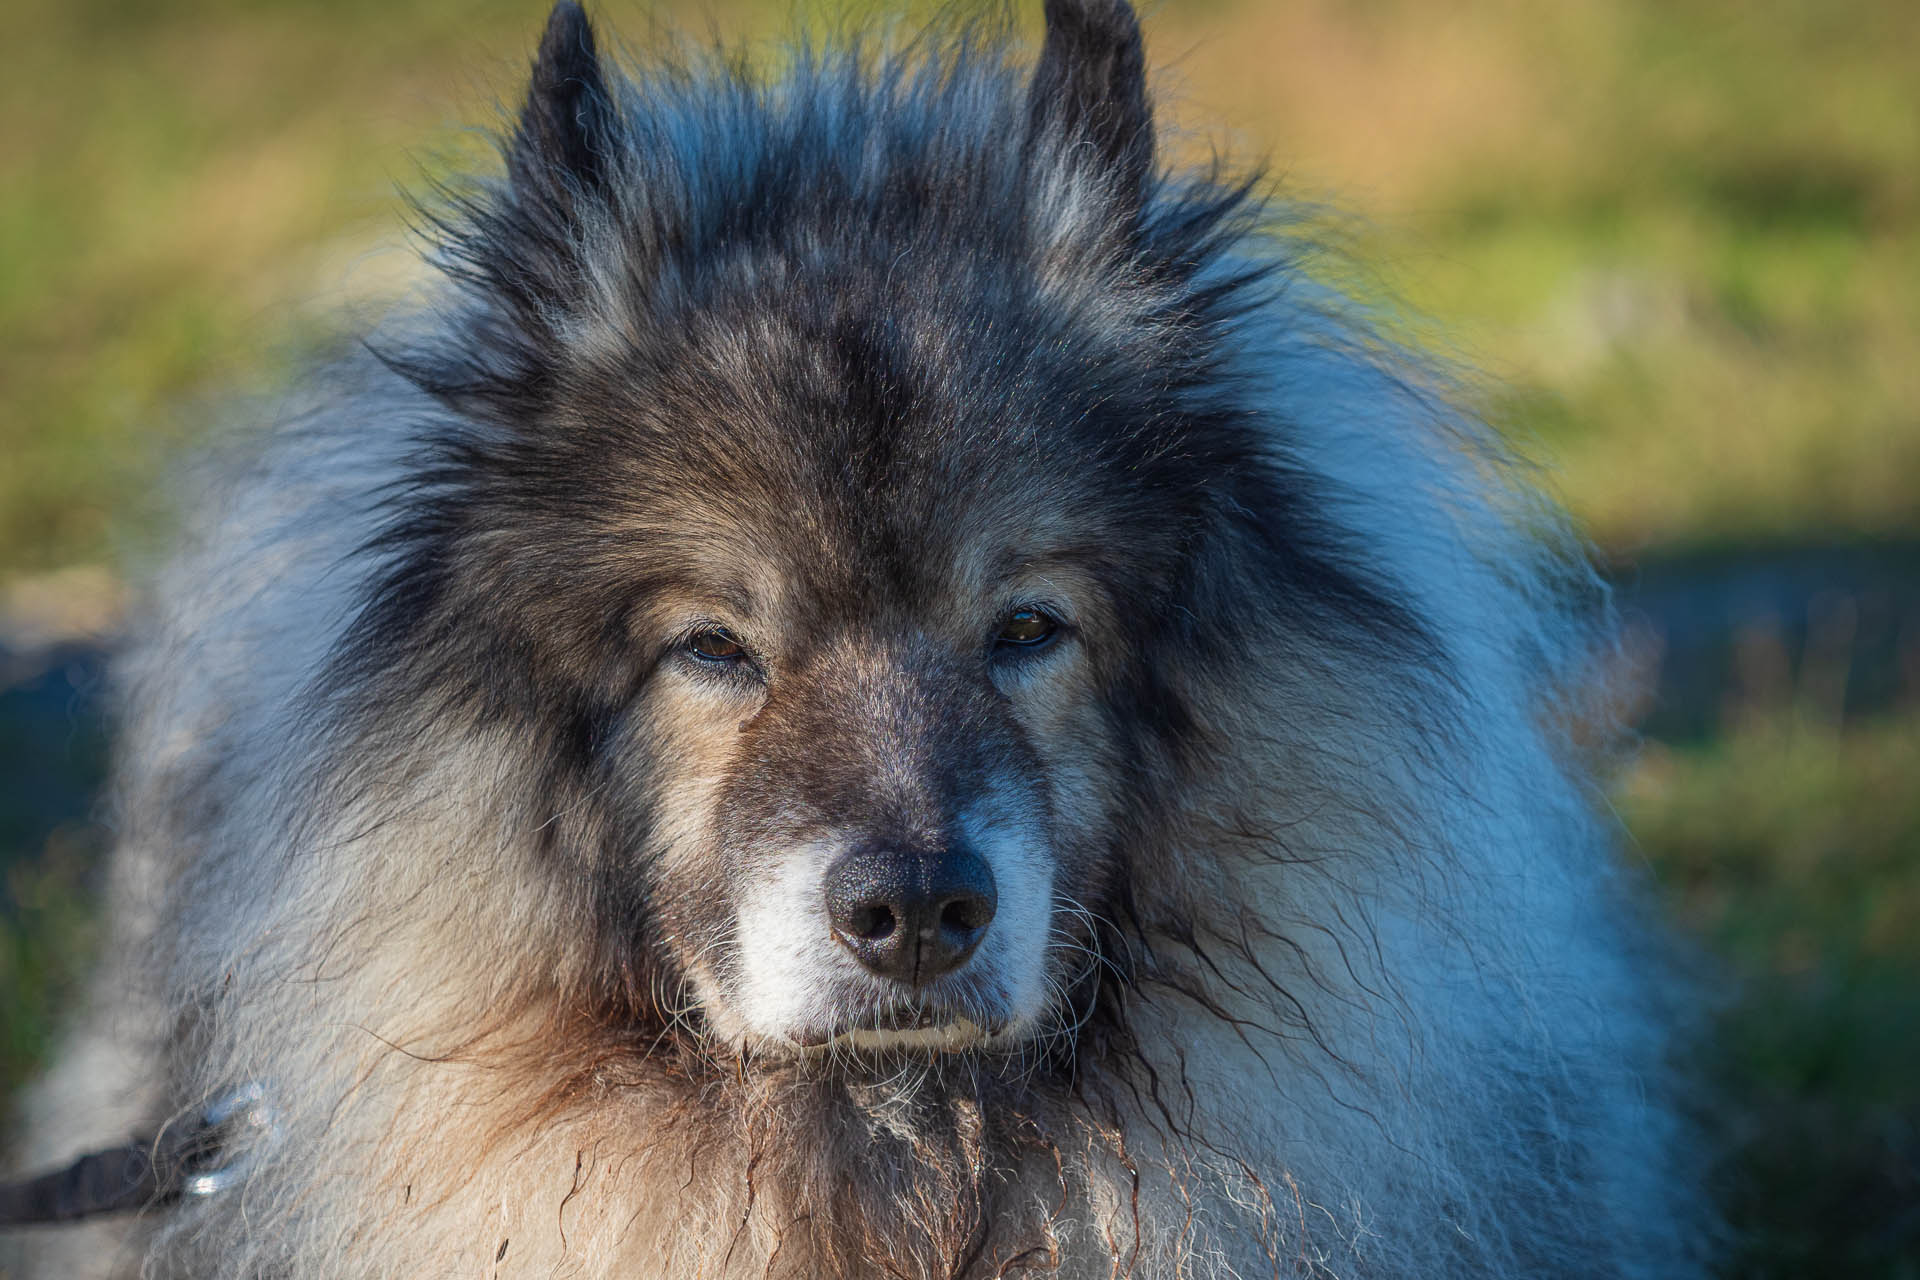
[621,473,1123,1053]
[511,274,1195,1059]
[445,230,1254,1057]
[381,1,1178,1062]
[470,297,1187,1058]
[361,0,1390,1065]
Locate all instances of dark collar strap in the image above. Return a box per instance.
[0,1139,173,1225]
[0,1084,272,1229]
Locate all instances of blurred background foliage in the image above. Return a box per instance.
[1,0,1916,1273]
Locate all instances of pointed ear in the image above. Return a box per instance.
[1026,0,1154,203]
[509,1,616,206]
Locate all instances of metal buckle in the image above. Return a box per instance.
[176,1082,277,1199]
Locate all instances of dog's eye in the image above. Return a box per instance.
[996,608,1058,650]
[687,628,747,662]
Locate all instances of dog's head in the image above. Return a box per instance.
[353,0,1402,1061]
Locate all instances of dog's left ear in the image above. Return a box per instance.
[510,1,617,210]
[1026,0,1154,204]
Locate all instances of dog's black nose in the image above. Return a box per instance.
[823,844,998,986]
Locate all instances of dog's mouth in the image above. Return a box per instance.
[785,1001,1011,1055]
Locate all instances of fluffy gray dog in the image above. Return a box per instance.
[10,1,1705,1275]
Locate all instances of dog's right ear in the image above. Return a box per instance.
[509,1,616,210]
[1026,0,1154,206]
[391,2,623,408]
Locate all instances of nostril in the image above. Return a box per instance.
[939,895,991,934]
[849,904,896,942]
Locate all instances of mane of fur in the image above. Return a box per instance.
[11,11,1705,1279]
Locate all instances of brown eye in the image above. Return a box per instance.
[996,608,1058,650]
[687,628,746,662]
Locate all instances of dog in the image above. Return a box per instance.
[8,1,1706,1275]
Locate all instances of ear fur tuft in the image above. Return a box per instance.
[511,1,615,202]
[1027,0,1154,203]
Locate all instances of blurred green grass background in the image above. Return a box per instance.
[2,0,1916,1272]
